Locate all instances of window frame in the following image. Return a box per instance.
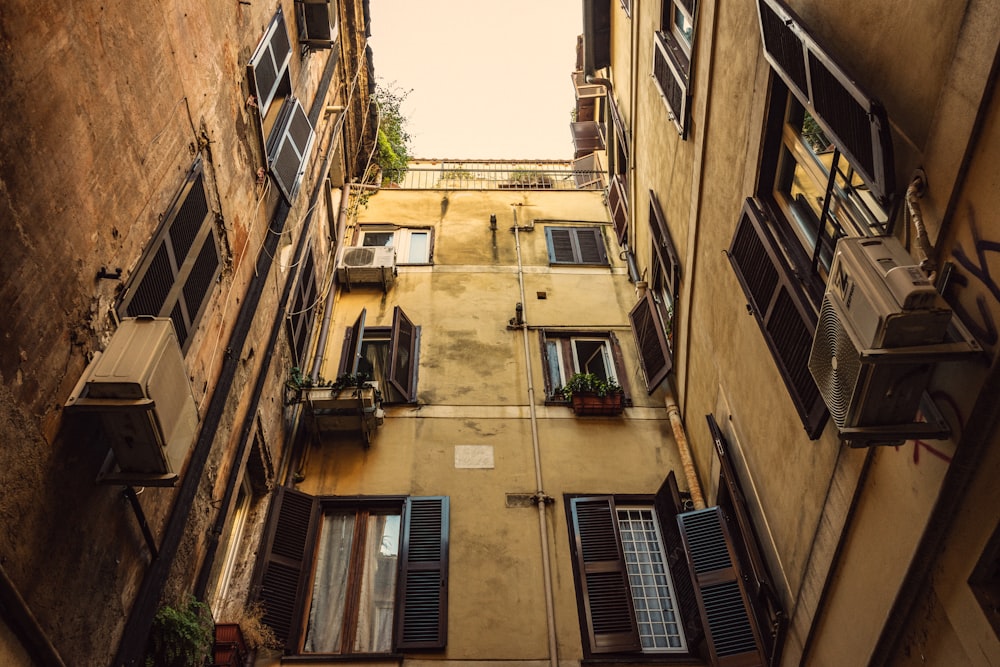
[287,246,318,365]
[652,0,697,138]
[358,226,435,265]
[252,488,449,655]
[545,226,609,266]
[564,474,703,659]
[539,330,631,403]
[338,306,420,403]
[117,157,222,353]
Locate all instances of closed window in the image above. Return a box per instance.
[118,158,222,352]
[545,227,609,265]
[339,307,419,403]
[248,8,315,202]
[359,227,433,264]
[653,0,697,137]
[254,489,449,654]
[287,248,318,364]
[540,331,629,401]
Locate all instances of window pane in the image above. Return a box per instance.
[304,513,356,653]
[406,231,429,263]
[673,5,694,45]
[353,514,401,652]
[546,341,565,391]
[618,508,685,652]
[573,339,615,383]
[359,338,389,384]
[362,232,395,248]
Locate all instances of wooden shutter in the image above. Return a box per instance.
[569,497,642,654]
[678,507,766,666]
[608,94,630,164]
[288,248,317,364]
[756,0,894,205]
[652,31,691,139]
[649,191,681,307]
[339,308,367,376]
[546,227,608,265]
[727,198,827,438]
[388,306,418,401]
[121,160,220,351]
[607,174,629,244]
[255,487,318,652]
[248,8,292,117]
[269,97,316,202]
[629,290,672,392]
[395,496,449,650]
[654,472,705,654]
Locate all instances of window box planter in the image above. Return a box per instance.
[570,391,625,416]
[213,623,248,667]
[304,382,384,443]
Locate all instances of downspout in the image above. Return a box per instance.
[664,385,705,509]
[511,214,559,667]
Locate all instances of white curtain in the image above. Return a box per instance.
[353,514,400,652]
[303,513,355,652]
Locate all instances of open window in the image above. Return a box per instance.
[248,8,316,202]
[653,0,697,138]
[564,474,702,657]
[253,488,449,654]
[287,247,318,365]
[540,330,630,402]
[117,158,222,352]
[338,307,419,403]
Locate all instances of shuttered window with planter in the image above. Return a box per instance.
[252,488,449,654]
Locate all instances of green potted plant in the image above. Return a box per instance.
[559,372,625,416]
[144,596,214,667]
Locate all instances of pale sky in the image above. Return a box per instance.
[367,0,583,160]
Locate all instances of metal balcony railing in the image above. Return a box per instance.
[390,161,606,191]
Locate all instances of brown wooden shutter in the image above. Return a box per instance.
[388,306,418,401]
[569,497,642,654]
[575,228,607,264]
[395,496,449,650]
[678,507,766,667]
[607,174,629,244]
[653,472,705,655]
[652,32,691,139]
[547,228,608,265]
[288,248,317,365]
[727,198,827,438]
[269,97,315,203]
[339,308,367,376]
[248,8,292,117]
[629,290,673,392]
[607,94,630,164]
[255,487,318,652]
[649,191,681,306]
[756,0,894,205]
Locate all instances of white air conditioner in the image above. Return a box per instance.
[336,245,396,288]
[808,237,981,445]
[66,317,199,485]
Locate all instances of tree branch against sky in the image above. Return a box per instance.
[368,0,582,160]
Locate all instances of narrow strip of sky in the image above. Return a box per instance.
[367,0,583,160]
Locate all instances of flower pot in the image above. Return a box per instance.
[570,391,625,416]
[213,623,248,666]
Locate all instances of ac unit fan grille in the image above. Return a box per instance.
[809,295,862,428]
[343,247,376,267]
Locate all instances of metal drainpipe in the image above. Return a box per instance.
[664,384,706,509]
[512,216,559,667]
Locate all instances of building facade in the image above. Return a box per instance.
[583,0,1000,664]
[0,1,375,664]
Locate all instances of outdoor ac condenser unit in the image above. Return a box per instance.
[336,245,396,288]
[66,317,199,485]
[808,237,954,440]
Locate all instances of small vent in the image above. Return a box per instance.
[809,295,861,427]
[343,247,376,267]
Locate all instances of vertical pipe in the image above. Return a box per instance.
[663,388,706,509]
[512,220,559,667]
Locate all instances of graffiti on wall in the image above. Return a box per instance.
[946,206,1000,355]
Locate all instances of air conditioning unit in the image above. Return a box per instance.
[65,317,199,485]
[808,237,980,445]
[336,245,396,289]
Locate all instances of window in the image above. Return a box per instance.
[118,158,222,352]
[565,473,702,657]
[359,227,433,264]
[339,307,419,403]
[727,0,898,438]
[653,0,697,138]
[248,8,316,202]
[287,248,318,364]
[540,330,629,400]
[545,227,609,265]
[254,489,449,654]
[296,0,338,49]
[630,191,680,393]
